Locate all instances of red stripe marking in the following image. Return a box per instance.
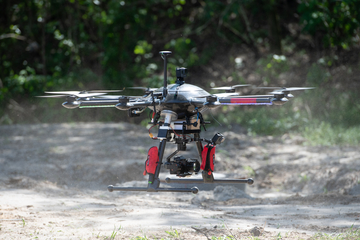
[230,98,257,104]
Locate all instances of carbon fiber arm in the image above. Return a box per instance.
[218,97,273,105]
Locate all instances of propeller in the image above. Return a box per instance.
[268,87,314,98]
[37,90,123,98]
[128,87,159,97]
[98,95,146,100]
[38,92,107,98]
[212,84,251,93]
[37,94,73,98]
[213,92,240,97]
[265,87,314,92]
[128,87,158,92]
[230,94,274,98]
[254,86,314,99]
[256,86,314,94]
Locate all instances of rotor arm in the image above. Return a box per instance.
[115,100,154,110]
[68,97,154,110]
[77,99,120,108]
[62,98,153,109]
[218,97,273,106]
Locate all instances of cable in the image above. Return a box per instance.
[209,109,222,126]
[148,124,158,139]
[195,107,199,122]
[169,125,181,137]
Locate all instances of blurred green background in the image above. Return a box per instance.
[1,0,359,145]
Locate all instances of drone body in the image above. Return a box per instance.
[40,51,313,194]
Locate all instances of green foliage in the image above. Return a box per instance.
[218,102,301,136]
[134,41,153,55]
[243,166,255,177]
[276,232,282,240]
[300,173,309,183]
[306,63,330,86]
[106,225,122,240]
[210,235,235,240]
[1,67,48,101]
[256,54,290,84]
[1,67,99,100]
[303,121,360,146]
[165,228,180,238]
[298,0,360,49]
[310,226,360,239]
[165,38,199,68]
[131,234,148,240]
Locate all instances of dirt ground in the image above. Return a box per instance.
[0,122,359,239]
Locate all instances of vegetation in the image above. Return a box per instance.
[1,0,360,145]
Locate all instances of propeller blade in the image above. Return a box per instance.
[128,87,158,92]
[269,87,314,94]
[269,91,282,94]
[43,92,107,98]
[87,90,123,93]
[98,95,146,99]
[232,95,274,98]
[213,92,240,97]
[212,87,231,90]
[45,90,122,95]
[256,86,314,91]
[280,87,315,91]
[73,93,108,97]
[212,84,251,90]
[45,91,81,95]
[255,87,280,89]
[37,94,68,98]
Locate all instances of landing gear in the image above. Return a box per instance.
[107,110,253,194]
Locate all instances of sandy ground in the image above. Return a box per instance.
[0,122,359,239]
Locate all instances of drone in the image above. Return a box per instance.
[40,51,313,194]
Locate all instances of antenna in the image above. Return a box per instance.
[159,51,172,98]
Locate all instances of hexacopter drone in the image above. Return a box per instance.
[40,51,313,194]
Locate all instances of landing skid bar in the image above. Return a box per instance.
[164,177,254,185]
[107,185,199,193]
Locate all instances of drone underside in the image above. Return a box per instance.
[108,110,254,194]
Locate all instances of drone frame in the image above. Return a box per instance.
[39,51,313,194]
